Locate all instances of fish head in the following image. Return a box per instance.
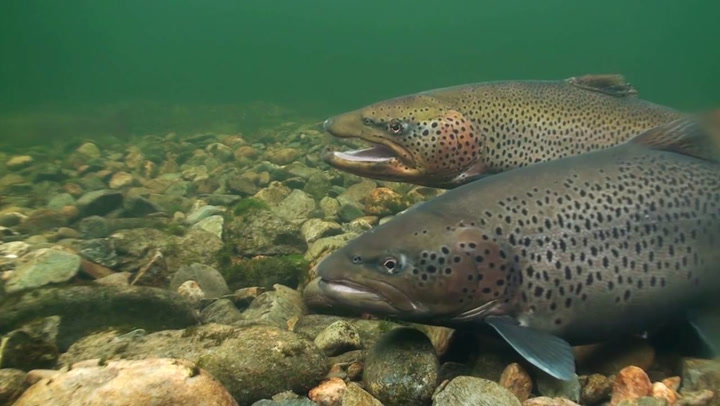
[322,94,486,187]
[315,210,517,323]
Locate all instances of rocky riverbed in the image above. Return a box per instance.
[0,117,718,406]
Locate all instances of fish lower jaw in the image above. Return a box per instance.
[323,141,417,169]
[318,279,379,297]
[326,148,395,164]
[318,278,420,314]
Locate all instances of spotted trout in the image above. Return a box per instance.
[311,112,720,380]
[323,74,681,188]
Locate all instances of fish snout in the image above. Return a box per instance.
[323,118,333,131]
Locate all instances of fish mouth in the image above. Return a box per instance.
[317,278,421,315]
[322,140,417,174]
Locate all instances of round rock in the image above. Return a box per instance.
[13,358,237,406]
[431,376,521,406]
[313,320,362,356]
[4,248,81,294]
[363,327,438,406]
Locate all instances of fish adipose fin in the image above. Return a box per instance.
[630,110,720,162]
[485,316,576,381]
[687,307,720,355]
[566,74,638,97]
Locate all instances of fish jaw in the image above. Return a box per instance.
[316,278,419,316]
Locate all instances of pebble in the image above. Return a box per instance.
[95,271,132,286]
[170,262,231,299]
[0,241,31,258]
[313,320,362,356]
[337,203,364,222]
[232,287,265,307]
[192,215,224,239]
[265,147,300,165]
[5,155,33,170]
[611,366,652,406]
[75,142,101,159]
[319,197,340,219]
[13,358,238,406]
[580,373,613,405]
[432,376,522,406]
[272,189,316,224]
[76,189,124,217]
[200,298,244,324]
[500,363,533,402]
[308,378,346,405]
[234,145,257,159]
[681,358,720,394]
[46,193,75,211]
[363,328,438,406]
[364,187,406,216]
[240,284,306,329]
[108,171,134,189]
[301,219,343,244]
[176,280,206,303]
[651,382,677,404]
[341,383,382,406]
[185,205,224,225]
[4,248,81,293]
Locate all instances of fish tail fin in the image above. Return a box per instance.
[630,109,720,162]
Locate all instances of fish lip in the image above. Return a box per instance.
[322,134,418,170]
[323,143,397,164]
[318,278,419,314]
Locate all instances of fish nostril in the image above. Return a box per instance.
[323,118,332,130]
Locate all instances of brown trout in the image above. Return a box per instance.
[322,74,681,188]
[311,112,720,380]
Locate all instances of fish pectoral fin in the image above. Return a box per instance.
[630,111,720,162]
[485,316,576,381]
[566,74,638,97]
[687,307,720,355]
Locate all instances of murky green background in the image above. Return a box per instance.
[1,0,719,143]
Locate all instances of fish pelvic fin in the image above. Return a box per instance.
[485,316,576,381]
[630,110,720,162]
[565,74,638,97]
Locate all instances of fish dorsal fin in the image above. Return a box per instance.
[566,74,638,97]
[630,111,720,162]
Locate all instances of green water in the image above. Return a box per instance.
[1,0,719,142]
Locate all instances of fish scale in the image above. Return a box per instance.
[323,75,682,188]
[311,113,720,380]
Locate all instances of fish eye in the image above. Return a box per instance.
[362,117,373,126]
[382,257,399,273]
[352,256,362,264]
[388,120,403,134]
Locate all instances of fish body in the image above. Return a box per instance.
[323,74,682,188]
[312,114,720,379]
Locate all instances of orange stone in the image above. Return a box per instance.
[610,366,652,406]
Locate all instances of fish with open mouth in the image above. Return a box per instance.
[310,111,720,380]
[322,74,681,188]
